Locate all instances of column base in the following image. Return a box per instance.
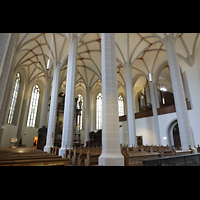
[191,147,197,153]
[59,146,70,158]
[43,145,52,153]
[98,152,124,166]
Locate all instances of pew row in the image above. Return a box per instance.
[49,145,193,166]
[120,145,193,166]
[0,148,69,166]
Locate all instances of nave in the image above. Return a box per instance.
[1,33,200,166]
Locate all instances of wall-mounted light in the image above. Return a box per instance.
[47,33,54,70]
[149,73,152,82]
[47,59,50,70]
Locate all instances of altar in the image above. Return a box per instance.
[55,93,83,147]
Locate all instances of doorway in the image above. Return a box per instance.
[168,120,182,149]
[137,136,143,146]
[172,123,181,149]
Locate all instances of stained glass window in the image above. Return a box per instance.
[77,94,83,130]
[26,84,40,127]
[7,73,21,124]
[118,95,124,116]
[158,84,167,92]
[96,93,102,130]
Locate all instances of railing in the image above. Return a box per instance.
[142,153,200,166]
[119,101,191,121]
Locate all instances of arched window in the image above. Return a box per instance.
[118,95,124,116]
[157,84,167,104]
[77,94,83,130]
[158,84,167,92]
[27,84,40,127]
[96,92,102,130]
[7,72,21,124]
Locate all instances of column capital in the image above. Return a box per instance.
[163,35,175,47]
[86,86,92,93]
[45,75,52,83]
[123,62,131,69]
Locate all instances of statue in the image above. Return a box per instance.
[74,97,78,111]
[79,99,82,109]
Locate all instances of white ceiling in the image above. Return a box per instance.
[15,33,200,92]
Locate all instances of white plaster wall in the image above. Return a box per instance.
[158,112,177,145]
[135,117,156,145]
[0,124,18,147]
[22,127,38,147]
[119,112,178,146]
[119,121,128,145]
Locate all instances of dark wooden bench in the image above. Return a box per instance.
[0,148,69,166]
[70,147,102,166]
[0,157,69,166]
[121,150,161,166]
[85,148,102,166]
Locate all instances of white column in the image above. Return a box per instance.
[59,35,78,157]
[0,33,12,111]
[165,37,194,150]
[124,63,136,146]
[154,83,160,109]
[84,87,91,144]
[98,33,124,166]
[149,80,161,145]
[44,65,60,153]
[40,76,51,128]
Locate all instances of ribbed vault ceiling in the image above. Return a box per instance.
[15,33,200,93]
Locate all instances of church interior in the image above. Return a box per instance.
[0,33,200,166]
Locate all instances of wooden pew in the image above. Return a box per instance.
[67,146,102,166]
[0,148,69,166]
[122,150,161,166]
[158,148,176,157]
[72,147,77,166]
[175,149,192,156]
[51,146,60,155]
[77,147,90,166]
[0,157,69,166]
[85,148,102,166]
[121,144,193,166]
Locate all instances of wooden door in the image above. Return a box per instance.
[173,124,181,149]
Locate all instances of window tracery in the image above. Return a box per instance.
[118,95,124,116]
[77,93,83,130]
[7,73,21,124]
[96,93,102,130]
[26,84,40,127]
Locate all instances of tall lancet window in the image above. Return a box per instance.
[7,72,21,124]
[27,84,40,127]
[118,95,124,116]
[96,92,102,130]
[77,94,83,130]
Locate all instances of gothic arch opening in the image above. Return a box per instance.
[167,119,181,149]
[133,75,150,113]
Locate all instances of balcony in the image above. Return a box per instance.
[119,101,191,121]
